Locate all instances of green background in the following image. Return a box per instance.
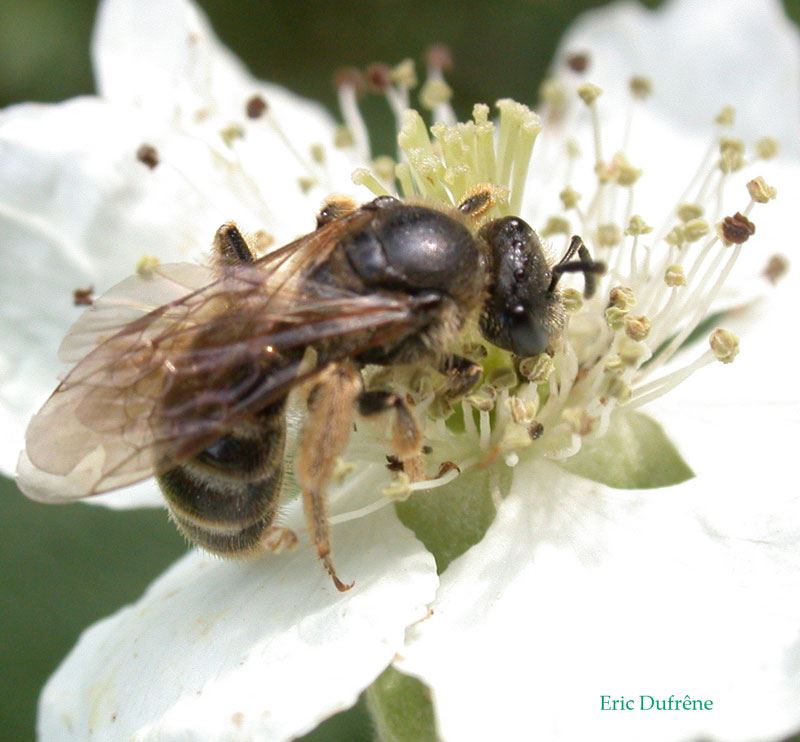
[2,1,799,740]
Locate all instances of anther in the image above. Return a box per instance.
[366,63,392,93]
[678,203,704,222]
[420,78,453,110]
[719,212,756,245]
[508,396,538,425]
[577,83,602,106]
[245,94,268,119]
[390,59,417,89]
[665,264,686,287]
[612,152,641,186]
[220,124,244,146]
[467,386,497,412]
[136,255,161,278]
[683,218,710,242]
[624,314,651,341]
[719,138,745,173]
[332,67,365,94]
[715,106,735,127]
[425,44,453,72]
[629,76,652,99]
[597,223,622,247]
[625,215,652,236]
[709,328,739,364]
[528,422,545,440]
[609,286,636,310]
[747,176,777,204]
[561,288,583,313]
[136,144,159,169]
[560,186,581,210]
[518,354,555,384]
[762,254,789,284]
[566,52,590,73]
[755,137,778,160]
[542,216,571,237]
[72,286,94,307]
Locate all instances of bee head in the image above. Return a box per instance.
[478,217,604,357]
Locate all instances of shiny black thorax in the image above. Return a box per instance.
[309,197,486,365]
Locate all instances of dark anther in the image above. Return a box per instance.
[73,286,94,307]
[136,144,159,169]
[566,52,590,74]
[425,44,453,71]
[366,63,392,93]
[245,94,268,119]
[721,212,756,244]
[332,67,365,94]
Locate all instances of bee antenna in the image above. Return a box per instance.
[550,235,606,298]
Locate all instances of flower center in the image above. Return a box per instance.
[323,50,778,515]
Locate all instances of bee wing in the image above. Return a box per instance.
[19,212,429,501]
[58,262,214,364]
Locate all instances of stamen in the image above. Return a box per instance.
[422,44,456,125]
[629,351,713,408]
[352,168,391,197]
[577,83,604,166]
[333,67,370,162]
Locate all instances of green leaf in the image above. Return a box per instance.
[557,411,694,489]
[395,466,499,573]
[366,666,438,742]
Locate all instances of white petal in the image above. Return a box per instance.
[557,0,800,156]
[39,467,438,741]
[648,260,800,482]
[92,0,363,219]
[0,98,229,476]
[398,459,800,742]
[92,0,250,114]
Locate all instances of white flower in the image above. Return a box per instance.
[2,0,799,741]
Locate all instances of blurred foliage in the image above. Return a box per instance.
[1,1,800,741]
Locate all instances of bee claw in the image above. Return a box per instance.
[260,526,298,554]
[333,576,355,592]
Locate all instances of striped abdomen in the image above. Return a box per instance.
[158,401,287,555]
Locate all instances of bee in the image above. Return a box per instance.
[17,192,603,591]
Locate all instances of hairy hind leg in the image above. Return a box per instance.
[296,362,362,591]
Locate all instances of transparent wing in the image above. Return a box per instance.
[58,262,213,364]
[18,213,429,501]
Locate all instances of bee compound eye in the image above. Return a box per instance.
[508,310,550,357]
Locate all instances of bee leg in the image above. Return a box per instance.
[296,362,362,592]
[260,526,298,553]
[457,184,499,218]
[213,222,255,267]
[358,391,422,461]
[438,354,483,399]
